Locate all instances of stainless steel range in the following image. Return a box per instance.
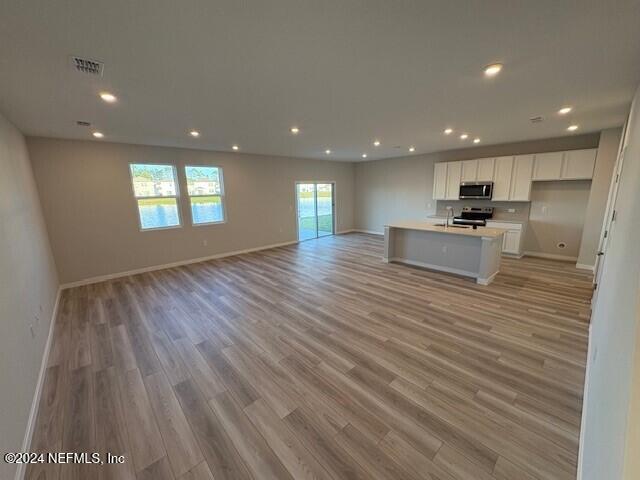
[452,206,494,227]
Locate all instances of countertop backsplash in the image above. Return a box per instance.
[434,200,531,222]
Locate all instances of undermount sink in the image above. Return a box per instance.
[433,223,470,229]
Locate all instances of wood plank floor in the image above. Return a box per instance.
[26,233,592,480]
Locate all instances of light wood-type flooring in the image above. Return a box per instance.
[26,233,592,480]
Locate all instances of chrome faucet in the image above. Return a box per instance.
[445,206,454,229]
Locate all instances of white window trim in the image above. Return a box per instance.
[129,163,182,231]
[185,165,227,226]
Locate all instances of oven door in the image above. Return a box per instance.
[459,182,493,199]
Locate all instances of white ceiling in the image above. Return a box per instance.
[1,0,639,161]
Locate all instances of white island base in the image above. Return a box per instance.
[383,222,506,285]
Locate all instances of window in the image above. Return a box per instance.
[129,164,181,230]
[185,166,225,225]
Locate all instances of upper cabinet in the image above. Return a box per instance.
[562,149,597,180]
[432,148,596,202]
[533,149,597,181]
[492,156,514,201]
[461,160,478,182]
[510,155,534,201]
[533,152,563,180]
[476,158,495,181]
[433,162,448,200]
[445,161,462,200]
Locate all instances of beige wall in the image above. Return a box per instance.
[0,114,59,480]
[623,297,640,479]
[27,138,356,284]
[354,133,600,234]
[579,85,640,480]
[524,180,591,259]
[576,128,623,268]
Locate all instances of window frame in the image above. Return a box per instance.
[128,163,182,232]
[185,165,227,226]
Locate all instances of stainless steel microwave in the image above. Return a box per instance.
[459,182,493,199]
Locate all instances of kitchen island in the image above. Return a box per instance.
[383,221,506,285]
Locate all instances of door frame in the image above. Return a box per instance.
[294,181,336,241]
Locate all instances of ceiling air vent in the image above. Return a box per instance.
[70,56,104,76]
[529,116,544,123]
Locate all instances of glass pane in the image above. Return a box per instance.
[297,183,317,241]
[137,198,180,229]
[130,164,177,197]
[185,166,222,196]
[317,183,334,237]
[191,196,224,224]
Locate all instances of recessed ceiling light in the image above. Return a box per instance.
[99,92,117,103]
[189,130,200,137]
[92,131,104,138]
[290,127,300,134]
[484,63,503,77]
[373,140,381,147]
[473,138,481,144]
[558,106,573,115]
[232,145,239,151]
[567,125,579,131]
[362,153,368,158]
[325,149,331,154]
[444,128,453,135]
[460,134,469,140]
[409,146,415,152]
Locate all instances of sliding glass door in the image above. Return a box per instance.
[296,182,334,241]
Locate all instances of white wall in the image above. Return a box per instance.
[0,113,59,480]
[577,128,623,268]
[579,85,640,480]
[27,137,356,284]
[354,133,600,234]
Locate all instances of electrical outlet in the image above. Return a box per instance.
[202,239,208,246]
[442,245,447,253]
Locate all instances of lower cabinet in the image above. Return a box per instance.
[486,221,525,255]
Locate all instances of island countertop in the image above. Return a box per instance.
[385,221,507,239]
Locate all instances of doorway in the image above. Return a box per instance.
[296,182,335,241]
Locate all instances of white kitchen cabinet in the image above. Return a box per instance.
[445,161,462,200]
[562,149,597,180]
[461,160,478,182]
[486,221,524,255]
[492,156,513,201]
[502,231,521,254]
[476,158,495,181]
[533,152,564,180]
[509,155,534,201]
[433,162,448,200]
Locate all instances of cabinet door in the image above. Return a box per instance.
[461,160,478,182]
[445,161,462,200]
[476,158,495,181]
[492,156,513,201]
[562,149,597,179]
[433,163,448,199]
[502,230,521,254]
[533,152,563,180]
[509,155,534,201]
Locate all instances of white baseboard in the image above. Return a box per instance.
[524,251,578,262]
[352,229,384,236]
[61,239,299,289]
[576,263,595,272]
[16,287,62,480]
[477,270,499,286]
